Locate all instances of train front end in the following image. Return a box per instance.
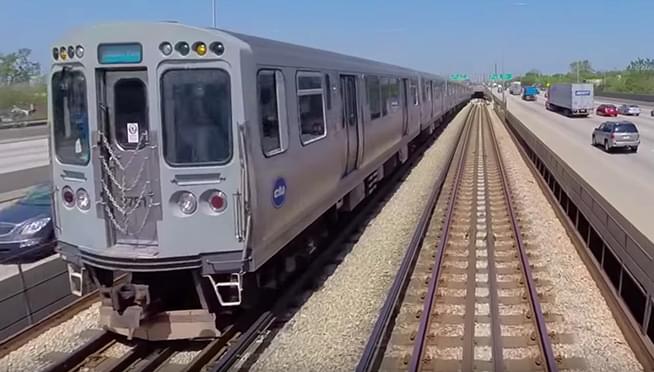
[49,23,250,340]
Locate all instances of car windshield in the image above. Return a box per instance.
[17,184,52,206]
[614,123,638,133]
[629,105,639,108]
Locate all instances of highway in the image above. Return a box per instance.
[492,89,654,243]
[0,125,50,196]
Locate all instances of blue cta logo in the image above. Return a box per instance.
[272,177,287,208]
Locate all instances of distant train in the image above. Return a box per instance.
[49,21,470,340]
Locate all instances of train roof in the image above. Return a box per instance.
[55,21,461,85]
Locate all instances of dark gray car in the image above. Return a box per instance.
[0,184,55,263]
[592,121,640,153]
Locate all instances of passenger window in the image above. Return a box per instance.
[297,72,326,144]
[381,77,390,116]
[388,78,400,112]
[410,80,419,105]
[325,73,332,110]
[366,76,381,120]
[258,70,287,156]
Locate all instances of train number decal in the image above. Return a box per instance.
[272,177,287,208]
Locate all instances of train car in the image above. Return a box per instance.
[49,21,470,340]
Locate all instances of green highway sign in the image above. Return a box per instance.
[489,73,513,81]
[449,74,469,81]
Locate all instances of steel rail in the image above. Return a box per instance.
[355,104,475,372]
[483,105,558,371]
[408,105,480,371]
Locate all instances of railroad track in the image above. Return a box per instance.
[36,107,467,372]
[360,101,584,371]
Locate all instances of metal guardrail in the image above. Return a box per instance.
[489,91,654,354]
[0,118,47,130]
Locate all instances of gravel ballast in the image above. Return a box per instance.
[0,303,102,371]
[489,108,642,371]
[250,106,471,371]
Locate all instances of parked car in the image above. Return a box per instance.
[596,104,618,117]
[592,121,640,153]
[617,104,640,116]
[0,184,55,263]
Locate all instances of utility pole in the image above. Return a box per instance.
[212,0,217,27]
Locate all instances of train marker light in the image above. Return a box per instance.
[175,41,190,56]
[210,42,224,56]
[159,42,173,56]
[209,191,227,212]
[67,46,75,59]
[62,186,75,208]
[53,48,59,60]
[194,42,207,56]
[75,45,84,58]
[60,47,68,60]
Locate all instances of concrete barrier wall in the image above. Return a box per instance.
[0,258,75,339]
[596,91,654,103]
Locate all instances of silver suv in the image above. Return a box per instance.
[592,121,640,153]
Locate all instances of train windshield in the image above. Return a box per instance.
[161,69,232,166]
[52,70,90,165]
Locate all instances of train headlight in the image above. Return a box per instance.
[76,188,91,211]
[67,46,75,59]
[210,42,224,56]
[193,42,207,56]
[178,192,197,215]
[75,45,84,58]
[52,48,59,60]
[60,47,68,60]
[159,42,173,56]
[175,41,190,56]
[62,186,75,208]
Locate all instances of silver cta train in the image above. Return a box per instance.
[49,21,470,340]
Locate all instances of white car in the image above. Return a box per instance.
[618,104,640,116]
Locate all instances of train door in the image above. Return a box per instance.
[98,70,161,246]
[401,79,409,135]
[340,74,360,175]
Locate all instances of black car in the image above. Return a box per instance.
[0,184,55,263]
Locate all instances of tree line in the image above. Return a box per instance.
[0,48,45,115]
[517,58,654,95]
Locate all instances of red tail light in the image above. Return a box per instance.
[610,133,615,139]
[62,186,75,208]
[209,191,227,213]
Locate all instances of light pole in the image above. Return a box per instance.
[212,0,217,27]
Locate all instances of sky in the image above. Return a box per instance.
[0,0,652,79]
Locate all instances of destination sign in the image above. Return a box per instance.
[98,43,142,64]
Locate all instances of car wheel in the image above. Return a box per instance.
[604,140,611,153]
[591,135,596,146]
[633,146,638,153]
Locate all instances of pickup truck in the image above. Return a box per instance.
[522,86,538,101]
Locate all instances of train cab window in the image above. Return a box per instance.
[366,76,381,120]
[52,69,90,165]
[410,80,419,106]
[161,69,232,166]
[114,79,148,149]
[297,72,326,144]
[258,70,287,156]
